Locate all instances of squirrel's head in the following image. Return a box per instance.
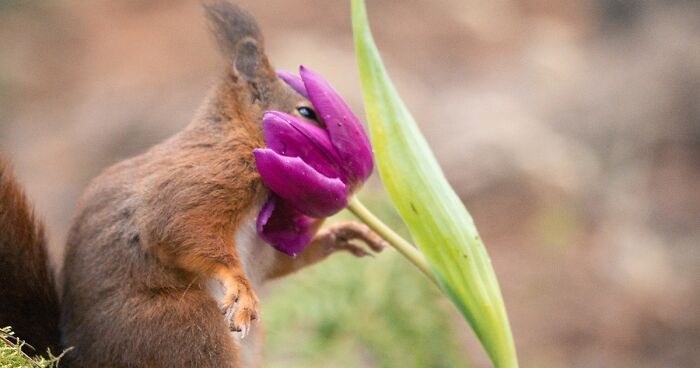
[204,1,319,130]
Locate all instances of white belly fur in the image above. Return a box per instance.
[205,209,277,366]
[205,209,277,299]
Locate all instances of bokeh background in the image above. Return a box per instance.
[1,0,699,367]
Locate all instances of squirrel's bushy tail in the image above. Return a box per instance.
[0,157,61,355]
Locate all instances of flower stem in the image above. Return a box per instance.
[347,196,437,285]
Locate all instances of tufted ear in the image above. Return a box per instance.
[232,37,269,83]
[204,1,275,84]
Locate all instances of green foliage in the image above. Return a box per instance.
[351,1,518,366]
[0,327,62,368]
[263,235,472,368]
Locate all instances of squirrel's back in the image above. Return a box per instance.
[0,157,61,355]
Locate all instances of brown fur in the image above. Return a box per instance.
[1,2,386,366]
[0,158,61,355]
[59,68,285,366]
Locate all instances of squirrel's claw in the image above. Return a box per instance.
[220,283,259,338]
[323,221,388,257]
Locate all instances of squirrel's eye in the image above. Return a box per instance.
[297,106,318,122]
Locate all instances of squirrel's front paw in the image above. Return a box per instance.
[320,221,388,257]
[220,281,259,338]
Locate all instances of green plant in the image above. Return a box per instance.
[0,327,63,368]
[348,1,518,366]
[263,237,472,368]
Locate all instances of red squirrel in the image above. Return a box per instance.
[0,2,386,366]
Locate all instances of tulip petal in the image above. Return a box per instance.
[254,148,348,217]
[277,70,308,98]
[300,66,374,183]
[262,111,342,180]
[256,195,322,256]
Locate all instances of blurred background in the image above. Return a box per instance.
[1,0,699,367]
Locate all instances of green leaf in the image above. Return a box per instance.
[350,1,518,367]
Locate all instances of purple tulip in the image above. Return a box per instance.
[253,66,374,256]
[255,195,323,257]
[277,71,308,98]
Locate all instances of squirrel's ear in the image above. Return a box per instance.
[231,37,273,83]
[204,1,275,83]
